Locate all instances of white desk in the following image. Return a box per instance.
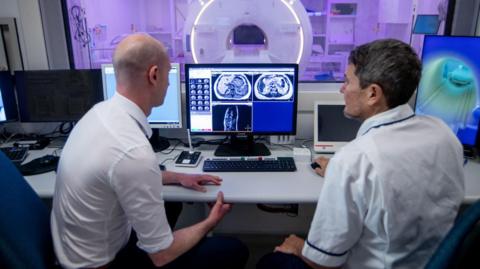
[23,146,480,204]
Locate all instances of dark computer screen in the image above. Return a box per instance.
[0,72,18,122]
[186,63,298,135]
[316,104,360,141]
[15,70,103,122]
[413,15,440,35]
[415,36,480,148]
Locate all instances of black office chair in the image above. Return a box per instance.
[0,151,56,269]
[425,200,480,269]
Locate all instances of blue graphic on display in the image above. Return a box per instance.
[0,88,5,122]
[254,73,293,100]
[213,73,251,100]
[416,36,480,146]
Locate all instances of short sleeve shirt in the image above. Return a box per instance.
[302,104,465,269]
[51,94,173,269]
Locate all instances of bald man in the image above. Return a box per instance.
[51,34,248,269]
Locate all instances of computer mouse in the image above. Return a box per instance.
[39,155,57,165]
[20,155,60,176]
[310,162,321,170]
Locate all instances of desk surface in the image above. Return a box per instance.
[24,145,480,204]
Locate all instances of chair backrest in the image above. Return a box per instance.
[0,151,55,269]
[425,200,480,269]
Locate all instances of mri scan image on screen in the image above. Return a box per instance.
[0,94,5,122]
[213,73,251,101]
[254,73,293,100]
[212,104,252,132]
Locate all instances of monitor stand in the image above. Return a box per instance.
[214,134,271,156]
[149,129,170,152]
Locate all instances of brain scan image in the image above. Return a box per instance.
[213,73,251,100]
[254,73,293,100]
[417,57,479,135]
[212,105,252,132]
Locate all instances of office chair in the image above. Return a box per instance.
[0,151,56,269]
[425,200,480,269]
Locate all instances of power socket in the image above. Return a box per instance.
[269,135,295,145]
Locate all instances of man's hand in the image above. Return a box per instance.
[177,173,222,192]
[274,234,305,256]
[313,157,330,177]
[205,191,232,229]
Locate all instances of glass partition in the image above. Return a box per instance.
[63,0,449,82]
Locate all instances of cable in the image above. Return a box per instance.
[159,140,183,155]
[256,203,299,217]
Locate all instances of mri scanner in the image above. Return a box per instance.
[183,0,312,69]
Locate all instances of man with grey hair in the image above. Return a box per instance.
[258,39,465,268]
[51,34,248,269]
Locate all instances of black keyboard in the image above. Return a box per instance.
[203,157,296,172]
[1,147,28,164]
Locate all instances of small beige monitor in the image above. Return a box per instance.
[313,101,361,153]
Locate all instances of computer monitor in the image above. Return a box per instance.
[415,35,480,155]
[313,101,361,153]
[413,15,441,35]
[0,72,18,123]
[15,70,103,122]
[101,63,182,151]
[185,63,298,156]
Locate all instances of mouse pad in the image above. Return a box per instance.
[20,155,60,176]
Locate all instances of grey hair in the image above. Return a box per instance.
[348,39,422,108]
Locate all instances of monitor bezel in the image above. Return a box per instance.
[185,63,299,136]
[414,35,480,150]
[101,63,183,129]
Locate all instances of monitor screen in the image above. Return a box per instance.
[314,101,361,153]
[413,15,440,35]
[15,70,103,122]
[101,63,182,128]
[0,72,18,123]
[415,35,480,148]
[186,63,298,135]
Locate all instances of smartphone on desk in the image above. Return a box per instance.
[175,151,202,167]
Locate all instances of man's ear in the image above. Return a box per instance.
[147,65,158,85]
[366,83,384,106]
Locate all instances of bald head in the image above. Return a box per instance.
[112,33,169,87]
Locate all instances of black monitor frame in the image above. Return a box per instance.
[185,63,298,156]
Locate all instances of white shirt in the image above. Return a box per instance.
[51,94,173,269]
[302,104,465,269]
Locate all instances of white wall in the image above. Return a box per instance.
[0,0,49,70]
